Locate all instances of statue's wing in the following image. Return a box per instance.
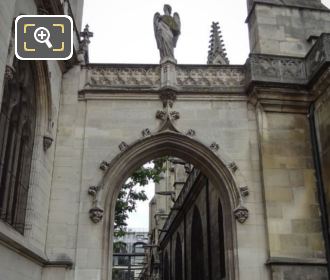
[153,12,161,49]
[173,12,181,47]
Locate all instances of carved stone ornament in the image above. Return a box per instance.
[240,186,249,198]
[85,65,161,88]
[170,111,180,120]
[89,207,104,223]
[234,205,249,224]
[5,65,15,80]
[142,128,152,137]
[159,89,177,108]
[155,95,181,133]
[186,129,196,137]
[228,162,238,173]
[43,135,53,151]
[156,110,167,120]
[119,141,129,152]
[210,142,219,152]
[88,185,103,223]
[100,161,110,171]
[88,185,101,197]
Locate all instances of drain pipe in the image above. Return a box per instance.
[308,103,330,278]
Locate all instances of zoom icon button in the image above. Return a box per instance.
[15,15,73,60]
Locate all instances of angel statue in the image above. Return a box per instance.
[153,4,181,62]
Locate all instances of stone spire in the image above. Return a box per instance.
[207,22,229,65]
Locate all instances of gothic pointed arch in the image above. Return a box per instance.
[0,59,36,233]
[99,132,240,280]
[0,24,52,233]
[191,206,205,280]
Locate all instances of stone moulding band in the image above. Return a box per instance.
[81,34,330,95]
[266,257,327,266]
[0,228,73,268]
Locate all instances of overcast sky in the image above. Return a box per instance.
[82,0,330,229]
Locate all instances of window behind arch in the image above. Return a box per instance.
[0,60,36,234]
[191,206,205,280]
[175,233,183,280]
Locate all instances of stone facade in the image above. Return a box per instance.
[0,0,330,280]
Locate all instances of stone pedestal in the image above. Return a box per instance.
[160,59,177,89]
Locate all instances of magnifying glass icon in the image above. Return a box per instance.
[34,27,53,49]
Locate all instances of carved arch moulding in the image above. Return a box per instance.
[88,133,249,225]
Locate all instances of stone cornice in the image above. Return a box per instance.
[80,34,330,112]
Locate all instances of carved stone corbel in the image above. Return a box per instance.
[89,207,104,223]
[88,185,104,223]
[234,205,249,224]
[43,135,53,151]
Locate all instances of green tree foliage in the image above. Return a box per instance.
[114,158,165,237]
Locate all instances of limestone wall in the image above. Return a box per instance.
[247,3,330,56]
[256,108,327,278]
[0,0,77,278]
[48,61,269,278]
[0,243,42,280]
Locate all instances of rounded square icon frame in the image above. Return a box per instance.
[15,15,73,61]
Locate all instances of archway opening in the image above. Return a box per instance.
[101,132,239,280]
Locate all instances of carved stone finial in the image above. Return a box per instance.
[210,142,219,152]
[207,22,229,65]
[89,207,104,223]
[234,205,249,224]
[142,128,152,137]
[79,24,94,64]
[186,129,196,137]
[99,161,110,171]
[43,135,53,151]
[119,141,129,152]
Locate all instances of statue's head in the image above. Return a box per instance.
[164,4,172,15]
